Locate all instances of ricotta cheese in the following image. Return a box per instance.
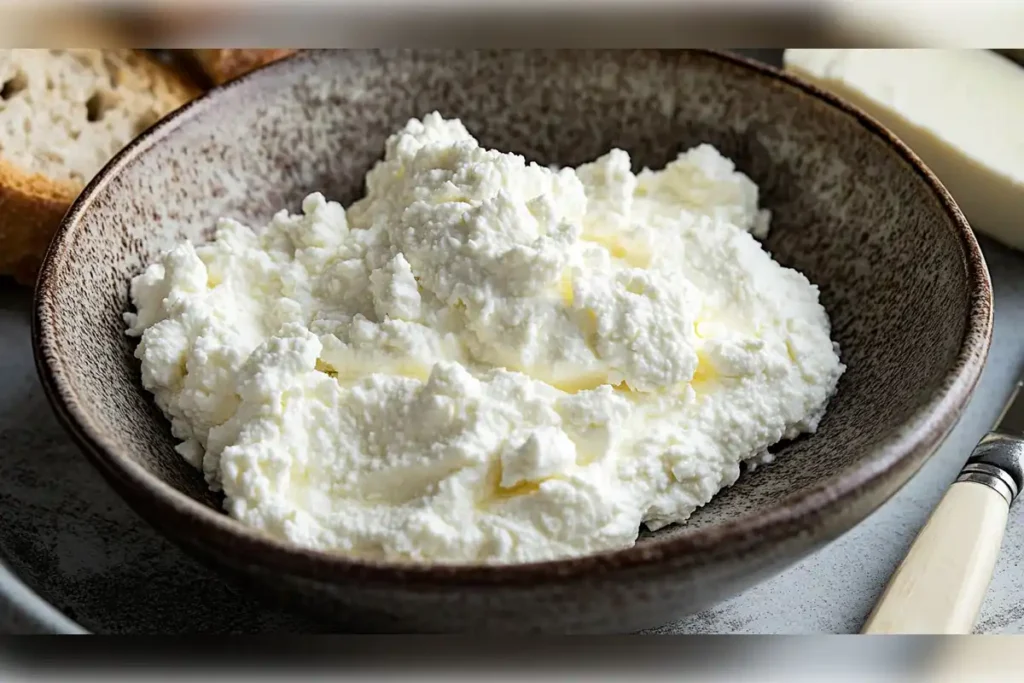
[125,113,845,564]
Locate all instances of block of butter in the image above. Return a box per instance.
[784,49,1024,252]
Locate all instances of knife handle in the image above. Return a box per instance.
[861,434,1022,635]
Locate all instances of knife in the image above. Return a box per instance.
[862,381,1024,634]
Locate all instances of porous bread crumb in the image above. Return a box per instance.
[0,49,198,284]
[0,49,197,183]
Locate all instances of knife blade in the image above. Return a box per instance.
[994,380,1024,431]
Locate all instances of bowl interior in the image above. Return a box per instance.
[39,49,977,550]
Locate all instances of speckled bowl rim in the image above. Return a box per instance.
[33,49,993,587]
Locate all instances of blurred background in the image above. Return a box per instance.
[0,0,1022,50]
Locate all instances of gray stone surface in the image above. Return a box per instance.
[0,234,1021,634]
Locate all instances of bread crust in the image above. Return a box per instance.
[191,49,297,85]
[105,49,204,105]
[0,160,78,285]
[0,49,199,285]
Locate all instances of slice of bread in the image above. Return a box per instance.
[190,49,297,86]
[0,49,200,284]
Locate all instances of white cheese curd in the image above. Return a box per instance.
[784,49,1024,252]
[125,113,845,564]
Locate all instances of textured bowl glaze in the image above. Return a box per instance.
[33,49,992,634]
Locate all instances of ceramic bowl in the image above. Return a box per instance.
[33,49,992,634]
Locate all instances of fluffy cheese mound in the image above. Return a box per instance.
[125,113,845,564]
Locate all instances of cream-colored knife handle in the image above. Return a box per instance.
[862,479,1009,634]
[863,433,1023,634]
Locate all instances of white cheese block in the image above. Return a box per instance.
[783,49,1024,252]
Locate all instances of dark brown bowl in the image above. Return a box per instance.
[33,49,992,634]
